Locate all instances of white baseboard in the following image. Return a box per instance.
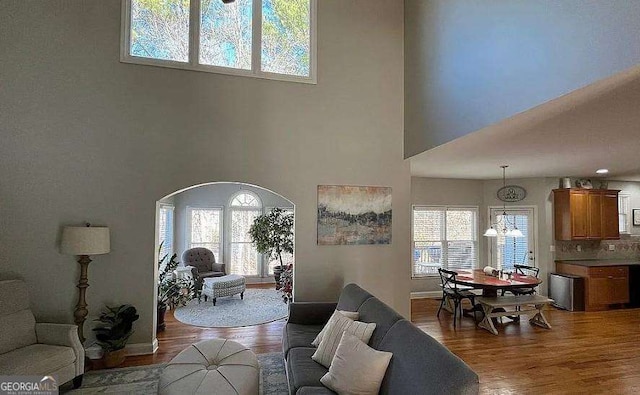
[126,339,158,356]
[411,291,441,299]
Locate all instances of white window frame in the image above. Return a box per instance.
[228,191,263,277]
[411,205,479,278]
[486,206,538,271]
[186,206,224,259]
[158,203,175,260]
[120,0,317,84]
[619,193,631,234]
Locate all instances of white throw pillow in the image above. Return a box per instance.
[311,312,376,368]
[312,310,360,347]
[320,332,393,395]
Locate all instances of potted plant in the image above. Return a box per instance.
[248,208,294,293]
[279,264,293,303]
[157,245,195,331]
[93,304,139,368]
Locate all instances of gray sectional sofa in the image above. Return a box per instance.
[283,283,479,395]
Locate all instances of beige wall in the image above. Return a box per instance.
[0,0,410,347]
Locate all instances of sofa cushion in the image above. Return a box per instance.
[320,333,392,395]
[0,344,76,375]
[336,284,373,312]
[311,313,376,368]
[377,320,479,395]
[0,279,31,315]
[311,310,359,347]
[286,348,328,393]
[357,297,403,349]
[0,309,37,355]
[283,323,324,358]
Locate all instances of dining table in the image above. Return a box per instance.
[454,268,542,297]
[452,269,542,320]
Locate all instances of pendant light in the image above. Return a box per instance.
[484,165,524,238]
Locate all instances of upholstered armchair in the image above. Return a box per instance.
[181,248,226,298]
[0,279,84,388]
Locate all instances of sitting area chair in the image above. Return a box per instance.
[182,248,226,299]
[0,279,84,388]
[502,264,540,296]
[437,269,477,328]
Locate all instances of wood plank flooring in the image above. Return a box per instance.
[122,293,640,394]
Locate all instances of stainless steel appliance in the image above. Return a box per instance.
[548,273,584,311]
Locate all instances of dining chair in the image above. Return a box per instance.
[437,268,477,328]
[502,264,540,296]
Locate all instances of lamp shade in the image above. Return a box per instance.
[60,226,110,255]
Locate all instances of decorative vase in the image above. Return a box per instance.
[157,304,167,332]
[102,348,126,368]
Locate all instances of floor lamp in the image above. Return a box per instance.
[60,224,110,343]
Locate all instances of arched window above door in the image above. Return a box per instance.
[230,191,262,208]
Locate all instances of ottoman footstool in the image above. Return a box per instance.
[202,274,246,306]
[158,339,259,395]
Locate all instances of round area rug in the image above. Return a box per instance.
[174,288,289,328]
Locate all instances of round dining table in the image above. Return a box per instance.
[454,269,541,297]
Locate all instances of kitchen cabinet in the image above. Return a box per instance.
[556,261,630,311]
[553,189,619,241]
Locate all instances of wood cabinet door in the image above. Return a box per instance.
[602,193,620,239]
[587,192,602,239]
[588,277,611,306]
[570,191,588,239]
[609,277,630,304]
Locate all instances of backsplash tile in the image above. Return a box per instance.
[555,236,640,260]
[555,235,640,260]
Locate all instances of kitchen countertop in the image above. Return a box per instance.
[555,259,640,267]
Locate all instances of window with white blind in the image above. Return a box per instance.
[229,192,262,276]
[188,207,223,260]
[158,204,175,265]
[619,193,630,234]
[489,208,535,271]
[412,206,478,277]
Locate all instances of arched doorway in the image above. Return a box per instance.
[153,182,295,338]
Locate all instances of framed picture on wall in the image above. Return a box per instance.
[633,209,640,226]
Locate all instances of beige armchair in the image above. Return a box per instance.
[0,279,84,388]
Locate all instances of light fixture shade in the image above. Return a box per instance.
[483,227,498,237]
[509,228,524,238]
[60,226,110,255]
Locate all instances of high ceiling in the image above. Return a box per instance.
[410,65,640,181]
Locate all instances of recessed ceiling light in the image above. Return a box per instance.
[596,169,609,174]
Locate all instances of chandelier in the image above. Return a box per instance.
[483,165,524,238]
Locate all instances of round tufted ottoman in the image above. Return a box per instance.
[158,339,259,395]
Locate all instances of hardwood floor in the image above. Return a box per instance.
[122,293,640,394]
[412,298,640,394]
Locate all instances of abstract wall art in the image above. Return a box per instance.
[317,185,392,245]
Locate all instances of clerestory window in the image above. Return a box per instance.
[121,0,316,83]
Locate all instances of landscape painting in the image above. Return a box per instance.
[317,185,392,245]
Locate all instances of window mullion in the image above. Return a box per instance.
[441,209,448,270]
[252,0,262,75]
[189,0,201,66]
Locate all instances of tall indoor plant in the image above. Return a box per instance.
[248,208,294,298]
[157,244,194,331]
